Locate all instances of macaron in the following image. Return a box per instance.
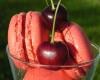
[8,11,49,70]
[62,22,93,79]
[62,22,93,71]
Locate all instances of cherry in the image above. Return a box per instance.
[37,1,69,70]
[42,4,68,31]
[37,41,68,67]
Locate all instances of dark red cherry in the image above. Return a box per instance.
[42,4,68,31]
[37,41,68,67]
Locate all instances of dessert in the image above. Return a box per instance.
[55,22,93,79]
[8,12,49,70]
[8,0,93,80]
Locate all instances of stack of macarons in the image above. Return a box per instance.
[8,11,93,80]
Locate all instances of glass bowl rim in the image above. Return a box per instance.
[6,42,100,68]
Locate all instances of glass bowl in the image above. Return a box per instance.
[6,43,100,80]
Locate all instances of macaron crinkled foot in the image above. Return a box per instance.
[8,11,49,70]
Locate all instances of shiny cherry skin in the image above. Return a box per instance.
[42,4,68,31]
[37,41,68,67]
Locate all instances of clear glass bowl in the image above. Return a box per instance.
[6,43,100,80]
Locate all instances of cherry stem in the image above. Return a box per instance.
[50,0,61,44]
[50,0,55,10]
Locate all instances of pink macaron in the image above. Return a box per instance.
[8,11,49,70]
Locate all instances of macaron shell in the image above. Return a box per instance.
[8,13,29,70]
[8,14,17,57]
[23,68,73,80]
[8,12,28,60]
[25,11,49,62]
[62,22,93,71]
